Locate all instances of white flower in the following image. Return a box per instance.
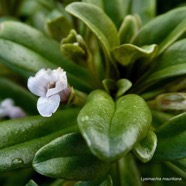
[27,67,70,117]
[0,98,26,118]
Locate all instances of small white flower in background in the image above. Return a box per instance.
[0,98,26,118]
[27,67,71,117]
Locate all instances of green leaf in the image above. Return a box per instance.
[158,19,186,54]
[45,10,73,41]
[119,15,141,44]
[61,29,91,68]
[117,154,141,186]
[154,112,186,160]
[171,158,186,172]
[133,7,186,46]
[25,180,39,186]
[103,0,129,28]
[133,130,157,163]
[102,79,116,94]
[0,78,37,114]
[65,2,119,56]
[82,0,104,9]
[0,108,79,172]
[131,0,156,24]
[0,21,94,92]
[153,39,186,71]
[165,162,186,180]
[75,175,113,186]
[151,110,174,128]
[137,39,186,90]
[0,38,56,76]
[77,90,152,161]
[116,79,132,98]
[33,133,110,180]
[111,44,157,66]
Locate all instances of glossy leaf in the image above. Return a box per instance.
[103,0,129,28]
[117,154,141,186]
[154,112,186,160]
[171,158,186,172]
[133,7,186,46]
[0,38,55,76]
[158,19,186,54]
[119,15,141,44]
[116,79,132,98]
[133,130,157,163]
[0,108,79,172]
[0,78,37,114]
[33,133,110,180]
[131,0,156,24]
[45,10,73,41]
[66,2,119,57]
[0,21,94,92]
[102,79,116,94]
[25,180,39,186]
[83,0,104,9]
[111,44,157,66]
[152,39,186,71]
[138,39,186,89]
[61,29,90,67]
[77,90,152,161]
[151,110,174,128]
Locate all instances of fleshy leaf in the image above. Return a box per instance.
[45,10,73,41]
[83,0,104,9]
[152,39,186,71]
[119,15,141,44]
[77,90,152,161]
[131,0,156,24]
[65,2,119,56]
[0,108,79,172]
[154,112,186,160]
[171,158,186,172]
[111,44,157,66]
[33,133,110,180]
[25,180,38,186]
[158,19,186,54]
[133,130,157,163]
[137,39,186,90]
[133,7,186,47]
[117,154,141,186]
[116,79,132,98]
[102,0,129,28]
[0,21,94,92]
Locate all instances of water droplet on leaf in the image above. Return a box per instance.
[81,115,89,122]
[11,158,24,168]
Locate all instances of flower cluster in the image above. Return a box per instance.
[27,67,71,117]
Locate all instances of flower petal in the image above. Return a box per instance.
[46,69,67,97]
[37,95,60,117]
[27,68,57,97]
[27,76,46,97]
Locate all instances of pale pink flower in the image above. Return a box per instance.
[27,67,70,117]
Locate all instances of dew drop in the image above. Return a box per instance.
[11,158,24,168]
[81,115,89,122]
